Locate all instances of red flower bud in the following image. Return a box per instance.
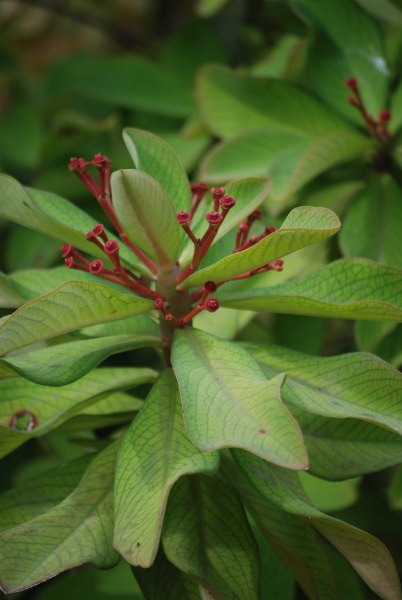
[65,257,74,269]
[61,243,73,258]
[345,77,358,90]
[211,186,225,199]
[68,157,89,172]
[89,259,104,274]
[220,195,236,209]
[206,211,223,225]
[92,224,105,238]
[154,297,165,310]
[205,298,220,312]
[92,153,111,167]
[104,240,119,255]
[176,211,191,225]
[379,109,391,122]
[203,281,217,293]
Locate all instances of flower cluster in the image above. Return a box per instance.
[345,77,391,141]
[65,155,283,327]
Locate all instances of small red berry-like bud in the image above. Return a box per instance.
[61,243,73,258]
[165,313,174,321]
[379,109,391,122]
[176,211,191,225]
[205,298,220,312]
[345,77,358,90]
[65,257,74,268]
[206,211,223,225]
[211,187,225,199]
[104,240,119,255]
[265,226,277,235]
[154,297,165,310]
[203,281,217,293]
[89,259,104,274]
[92,153,111,167]
[220,194,236,209]
[69,157,89,172]
[271,259,284,271]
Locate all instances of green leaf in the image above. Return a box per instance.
[133,549,203,599]
[298,472,360,512]
[232,450,401,600]
[243,341,402,434]
[171,329,308,469]
[340,177,402,269]
[111,169,182,266]
[123,128,191,214]
[0,367,155,457]
[293,409,402,480]
[354,320,398,352]
[0,443,119,594]
[179,206,340,289]
[222,457,338,600]
[196,65,349,139]
[77,56,193,117]
[114,370,219,567]
[199,129,371,208]
[196,0,229,17]
[0,176,143,273]
[0,333,161,386]
[0,281,153,356]
[162,472,259,599]
[390,76,402,132]
[292,0,389,114]
[0,455,92,532]
[220,258,402,321]
[0,273,24,308]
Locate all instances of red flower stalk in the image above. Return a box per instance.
[176,211,198,245]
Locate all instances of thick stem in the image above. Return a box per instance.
[157,267,193,366]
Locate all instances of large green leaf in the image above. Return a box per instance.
[114,370,219,567]
[178,206,340,289]
[0,333,161,386]
[198,129,371,208]
[0,443,119,594]
[196,65,349,139]
[0,176,142,273]
[0,455,92,532]
[111,169,182,266]
[77,56,193,117]
[292,0,388,114]
[292,408,402,480]
[243,341,402,433]
[0,367,155,457]
[340,177,402,269]
[222,457,338,600]
[232,450,400,600]
[162,472,259,599]
[123,128,191,214]
[171,329,307,469]
[220,258,402,321]
[0,281,153,356]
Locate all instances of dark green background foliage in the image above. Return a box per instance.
[1,1,402,598]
